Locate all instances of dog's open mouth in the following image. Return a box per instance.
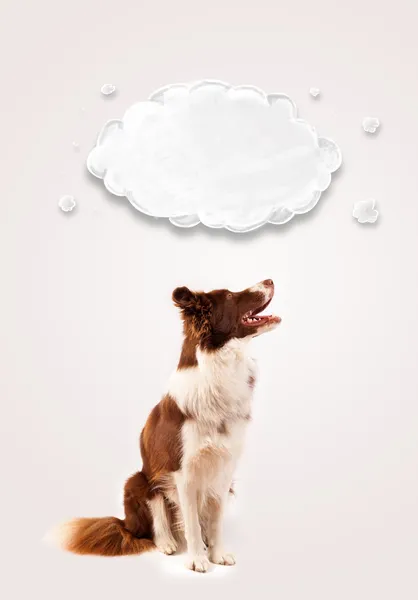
[241,298,281,327]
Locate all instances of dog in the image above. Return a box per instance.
[52,280,281,572]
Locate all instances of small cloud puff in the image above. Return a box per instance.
[309,87,320,98]
[101,84,116,96]
[87,80,342,232]
[58,195,76,212]
[362,117,380,133]
[353,198,378,224]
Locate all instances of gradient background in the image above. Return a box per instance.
[1,0,418,598]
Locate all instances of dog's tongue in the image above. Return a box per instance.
[243,313,279,326]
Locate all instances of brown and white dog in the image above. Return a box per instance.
[54,280,281,572]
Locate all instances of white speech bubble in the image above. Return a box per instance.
[87,80,342,232]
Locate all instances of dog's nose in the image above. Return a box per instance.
[263,279,274,287]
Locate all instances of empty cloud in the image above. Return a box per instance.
[87,80,342,232]
[353,198,379,224]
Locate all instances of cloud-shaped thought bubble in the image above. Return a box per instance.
[87,80,342,232]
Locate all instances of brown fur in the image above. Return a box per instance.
[58,398,186,557]
[140,394,187,489]
[123,471,153,535]
[217,421,228,435]
[177,336,198,368]
[60,517,155,556]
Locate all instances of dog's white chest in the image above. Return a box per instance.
[168,338,257,423]
[168,339,256,498]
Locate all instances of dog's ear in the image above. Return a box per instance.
[172,286,210,316]
[172,286,198,310]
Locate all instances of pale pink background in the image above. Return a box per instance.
[1,1,418,599]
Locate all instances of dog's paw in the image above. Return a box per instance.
[155,537,177,555]
[209,550,236,566]
[185,554,210,573]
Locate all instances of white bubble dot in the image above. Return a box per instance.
[362,117,380,133]
[101,84,116,96]
[58,195,76,213]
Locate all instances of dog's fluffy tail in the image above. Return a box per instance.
[49,516,155,557]
[47,471,155,557]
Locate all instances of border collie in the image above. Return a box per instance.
[53,280,281,572]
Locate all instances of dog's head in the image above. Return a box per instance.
[173,280,281,349]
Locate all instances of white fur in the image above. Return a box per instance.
[147,495,177,555]
[168,338,256,423]
[249,281,272,303]
[42,521,73,549]
[167,338,256,570]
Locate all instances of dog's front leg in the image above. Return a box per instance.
[206,487,236,566]
[175,475,209,573]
